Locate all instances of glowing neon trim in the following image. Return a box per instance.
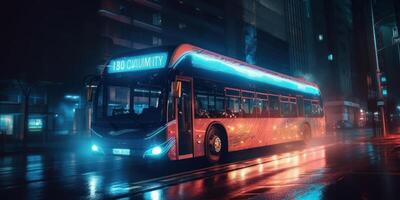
[173,51,320,95]
[108,52,168,73]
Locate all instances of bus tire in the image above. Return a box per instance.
[205,126,226,164]
[301,123,312,144]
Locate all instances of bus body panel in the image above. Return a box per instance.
[307,116,326,138]
[167,119,178,160]
[192,117,325,158]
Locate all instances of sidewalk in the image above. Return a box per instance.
[0,134,91,155]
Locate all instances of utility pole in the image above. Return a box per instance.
[394,0,400,33]
[394,0,400,65]
[370,0,387,137]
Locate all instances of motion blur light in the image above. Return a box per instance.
[65,95,80,100]
[91,144,99,152]
[151,146,162,155]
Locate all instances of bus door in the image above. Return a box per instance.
[176,77,194,158]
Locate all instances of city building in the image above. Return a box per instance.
[3,0,371,138]
[321,0,366,128]
[97,0,295,74]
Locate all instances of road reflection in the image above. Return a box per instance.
[232,146,326,185]
[4,130,394,200]
[135,144,330,200]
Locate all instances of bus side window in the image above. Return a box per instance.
[297,97,304,117]
[311,101,323,117]
[195,94,209,118]
[259,99,268,117]
[280,97,297,117]
[290,98,298,117]
[257,93,268,117]
[304,100,312,117]
[215,96,225,117]
[269,96,280,117]
[241,98,248,117]
[226,96,240,117]
[241,98,257,117]
[208,95,216,113]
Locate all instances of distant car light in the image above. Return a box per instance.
[91,144,99,152]
[151,146,162,155]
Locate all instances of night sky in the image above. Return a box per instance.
[1,0,100,89]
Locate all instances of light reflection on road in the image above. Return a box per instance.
[136,144,330,200]
[229,145,327,198]
[4,129,395,200]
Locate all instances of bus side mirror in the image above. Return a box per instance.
[86,86,96,102]
[172,81,182,98]
[84,75,100,103]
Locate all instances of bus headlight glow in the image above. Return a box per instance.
[143,138,175,158]
[91,144,99,152]
[151,146,162,155]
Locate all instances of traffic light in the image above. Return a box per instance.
[380,75,387,84]
[380,74,387,97]
[382,88,388,97]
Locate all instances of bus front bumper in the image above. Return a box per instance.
[90,137,175,159]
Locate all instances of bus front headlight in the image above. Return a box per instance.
[91,144,99,152]
[151,146,162,155]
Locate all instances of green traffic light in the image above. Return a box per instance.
[382,89,388,96]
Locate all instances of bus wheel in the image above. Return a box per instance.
[205,126,225,164]
[301,124,312,143]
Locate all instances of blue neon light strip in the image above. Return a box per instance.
[184,52,320,95]
[108,52,168,73]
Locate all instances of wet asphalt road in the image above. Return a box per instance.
[1,129,400,200]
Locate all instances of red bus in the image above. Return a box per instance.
[90,44,325,163]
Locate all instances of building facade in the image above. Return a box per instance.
[4,0,366,138]
[321,0,367,128]
[97,0,293,74]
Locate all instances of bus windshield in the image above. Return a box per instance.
[96,83,166,124]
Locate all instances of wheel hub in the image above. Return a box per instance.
[213,136,222,153]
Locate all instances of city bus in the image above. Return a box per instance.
[90,44,325,163]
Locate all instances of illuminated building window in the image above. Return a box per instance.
[328,54,334,61]
[178,23,187,30]
[0,115,13,135]
[318,34,324,41]
[152,36,162,46]
[152,13,162,26]
[28,118,44,132]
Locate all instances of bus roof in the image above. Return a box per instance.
[169,44,321,96]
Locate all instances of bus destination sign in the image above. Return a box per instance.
[108,52,168,73]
